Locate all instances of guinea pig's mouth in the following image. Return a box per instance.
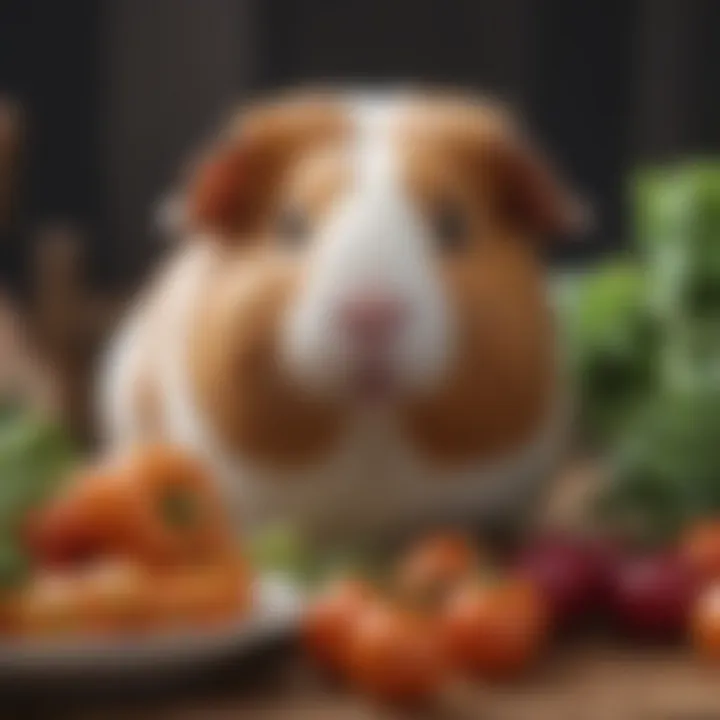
[347,355,401,404]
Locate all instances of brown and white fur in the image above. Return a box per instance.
[99,89,583,539]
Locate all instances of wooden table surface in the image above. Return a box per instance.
[6,639,720,720]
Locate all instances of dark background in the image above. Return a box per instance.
[1,0,719,294]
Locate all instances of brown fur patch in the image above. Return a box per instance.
[401,239,556,464]
[189,94,349,239]
[398,97,584,239]
[276,142,350,225]
[184,96,354,468]
[395,99,560,464]
[188,252,348,468]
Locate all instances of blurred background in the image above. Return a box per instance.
[2,0,720,291]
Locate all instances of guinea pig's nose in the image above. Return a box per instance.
[339,294,408,347]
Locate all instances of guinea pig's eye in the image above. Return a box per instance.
[432,201,469,253]
[275,205,310,250]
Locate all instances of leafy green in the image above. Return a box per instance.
[599,386,720,545]
[634,161,720,320]
[246,523,318,585]
[562,259,657,442]
[567,160,720,544]
[246,522,383,588]
[0,409,76,536]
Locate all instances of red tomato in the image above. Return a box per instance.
[691,582,720,662]
[681,520,720,583]
[395,532,479,608]
[440,576,549,680]
[301,578,377,673]
[346,602,445,705]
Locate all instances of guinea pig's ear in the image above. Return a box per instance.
[186,94,345,240]
[187,141,250,237]
[486,129,591,240]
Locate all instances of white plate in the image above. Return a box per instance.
[0,574,304,682]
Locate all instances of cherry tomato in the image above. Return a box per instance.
[346,602,445,705]
[681,520,720,583]
[440,576,549,680]
[395,532,479,608]
[690,583,720,662]
[302,578,377,673]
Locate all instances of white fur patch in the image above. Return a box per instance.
[280,94,453,398]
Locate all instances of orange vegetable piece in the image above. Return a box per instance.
[14,571,87,637]
[151,557,252,630]
[681,520,720,583]
[76,560,155,635]
[28,446,234,567]
[24,465,122,566]
[395,532,480,607]
[302,577,377,673]
[345,601,446,705]
[440,576,549,680]
[691,583,720,662]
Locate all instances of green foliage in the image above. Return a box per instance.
[598,386,720,545]
[246,523,317,584]
[0,411,76,530]
[561,259,657,443]
[0,405,77,586]
[247,522,383,588]
[566,160,720,543]
[634,161,720,320]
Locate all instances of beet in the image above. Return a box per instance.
[609,551,697,640]
[516,533,616,628]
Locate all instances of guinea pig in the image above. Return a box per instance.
[98,88,585,539]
